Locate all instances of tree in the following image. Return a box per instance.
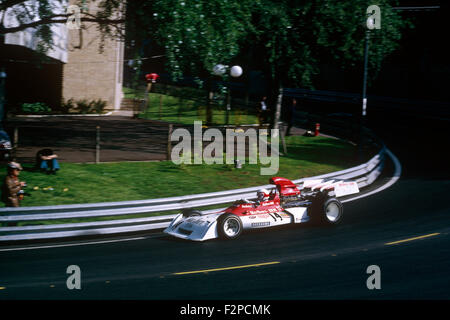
[248,0,409,128]
[126,0,254,124]
[1,1,411,126]
[127,0,409,127]
[0,0,125,55]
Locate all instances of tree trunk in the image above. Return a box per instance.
[206,90,214,125]
[205,77,214,125]
[273,84,283,130]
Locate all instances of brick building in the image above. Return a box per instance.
[62,1,124,111]
[1,0,125,115]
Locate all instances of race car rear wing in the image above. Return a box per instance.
[302,179,360,197]
[269,177,359,198]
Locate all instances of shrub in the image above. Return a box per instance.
[60,98,75,113]
[21,102,51,113]
[91,99,107,114]
[72,99,107,114]
[75,99,91,114]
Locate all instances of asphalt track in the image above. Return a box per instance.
[0,116,449,303]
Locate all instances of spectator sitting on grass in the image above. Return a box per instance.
[36,148,60,174]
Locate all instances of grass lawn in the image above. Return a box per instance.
[1,135,363,209]
[0,135,369,226]
[123,87,259,125]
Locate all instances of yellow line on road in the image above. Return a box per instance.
[385,233,440,246]
[173,261,280,275]
[0,287,6,290]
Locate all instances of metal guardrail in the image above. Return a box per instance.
[284,87,450,120]
[0,143,386,242]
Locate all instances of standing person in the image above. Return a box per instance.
[36,148,60,174]
[1,162,26,207]
[258,96,269,125]
[285,98,297,136]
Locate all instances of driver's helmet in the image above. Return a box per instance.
[256,188,270,202]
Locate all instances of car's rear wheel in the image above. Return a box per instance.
[323,198,343,223]
[311,195,343,225]
[218,214,243,239]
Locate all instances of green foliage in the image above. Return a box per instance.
[251,0,409,88]
[3,1,411,91]
[0,0,54,55]
[64,99,108,114]
[19,99,107,114]
[60,98,75,113]
[79,99,107,114]
[128,0,410,89]
[127,0,254,81]
[21,102,51,113]
[0,0,124,55]
[91,99,108,114]
[75,99,91,114]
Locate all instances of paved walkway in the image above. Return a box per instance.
[5,116,171,163]
[4,116,308,164]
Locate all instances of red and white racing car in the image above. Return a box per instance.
[164,177,359,241]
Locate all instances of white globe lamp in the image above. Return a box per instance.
[213,64,227,76]
[230,65,243,78]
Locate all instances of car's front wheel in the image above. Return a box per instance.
[218,214,243,239]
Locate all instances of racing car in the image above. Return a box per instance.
[164,177,360,241]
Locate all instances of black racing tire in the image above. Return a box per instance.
[217,214,243,240]
[322,197,343,224]
[310,194,344,225]
[181,209,202,218]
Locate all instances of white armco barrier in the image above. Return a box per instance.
[0,146,387,242]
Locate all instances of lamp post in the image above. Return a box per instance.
[362,30,369,119]
[362,5,380,119]
[359,8,378,159]
[359,30,370,157]
[0,68,6,129]
[213,64,243,125]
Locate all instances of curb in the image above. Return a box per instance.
[10,112,114,118]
